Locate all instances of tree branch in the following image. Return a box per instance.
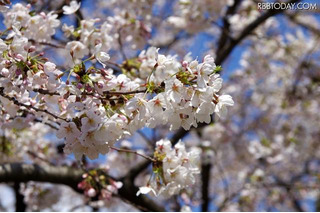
[169,0,302,160]
[13,182,26,212]
[0,163,83,191]
[216,0,243,53]
[201,163,211,212]
[0,163,165,212]
[215,0,301,65]
[0,87,66,122]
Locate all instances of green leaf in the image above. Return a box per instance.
[29,11,36,17]
[261,138,271,147]
[147,81,155,93]
[213,65,222,73]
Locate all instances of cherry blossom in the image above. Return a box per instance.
[0,0,318,212]
[63,1,81,15]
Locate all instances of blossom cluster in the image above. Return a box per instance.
[137,139,201,197]
[0,123,54,164]
[167,0,232,34]
[58,45,234,160]
[0,32,233,161]
[78,169,122,200]
[3,3,60,42]
[0,2,233,163]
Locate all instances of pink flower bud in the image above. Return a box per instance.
[87,188,97,197]
[40,12,46,18]
[97,82,103,89]
[86,85,93,92]
[16,69,22,75]
[1,68,9,77]
[15,54,24,61]
[77,83,83,89]
[77,182,85,189]
[182,61,188,68]
[28,46,36,53]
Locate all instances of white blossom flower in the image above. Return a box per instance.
[66,41,89,60]
[214,95,234,119]
[81,110,101,132]
[137,139,200,197]
[165,77,185,103]
[96,51,110,68]
[136,186,157,196]
[63,1,81,15]
[56,121,81,141]
[62,23,74,37]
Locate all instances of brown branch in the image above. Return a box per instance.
[168,0,303,162]
[0,163,83,190]
[103,89,147,96]
[216,0,243,53]
[215,0,301,65]
[29,39,65,49]
[82,89,147,98]
[32,87,146,97]
[0,163,165,212]
[201,162,212,212]
[13,182,26,212]
[32,88,59,96]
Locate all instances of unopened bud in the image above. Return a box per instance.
[16,69,22,75]
[5,60,11,66]
[28,46,36,53]
[39,12,46,18]
[87,188,97,197]
[15,54,24,61]
[77,83,83,89]
[182,61,188,68]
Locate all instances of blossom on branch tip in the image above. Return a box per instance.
[63,1,81,15]
[214,94,234,119]
[137,139,201,197]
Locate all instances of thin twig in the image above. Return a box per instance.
[110,146,155,162]
[0,88,67,121]
[29,39,65,49]
[137,130,154,148]
[117,28,127,61]
[215,0,301,65]
[27,150,54,166]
